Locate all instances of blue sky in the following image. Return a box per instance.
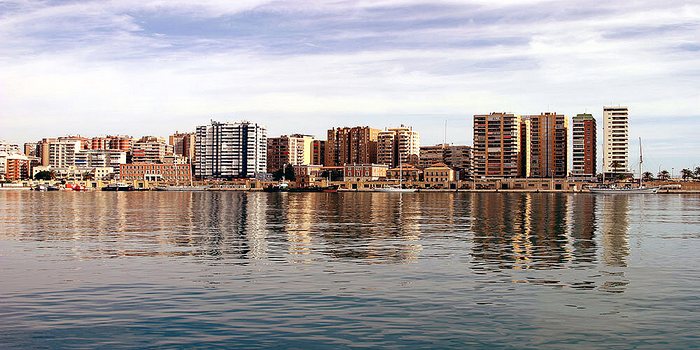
[1,0,699,172]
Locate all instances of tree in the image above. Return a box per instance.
[681,168,693,181]
[609,160,623,173]
[642,171,654,182]
[272,164,295,181]
[34,170,53,181]
[658,170,670,181]
[694,166,700,179]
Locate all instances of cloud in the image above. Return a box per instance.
[0,0,699,170]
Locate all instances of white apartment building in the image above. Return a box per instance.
[195,120,267,179]
[603,106,629,173]
[74,149,127,174]
[377,125,420,168]
[49,140,81,168]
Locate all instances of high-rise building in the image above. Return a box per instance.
[74,149,127,173]
[23,143,39,157]
[58,135,90,150]
[377,125,420,167]
[312,140,326,165]
[325,126,379,166]
[572,113,597,177]
[91,135,132,152]
[603,106,629,174]
[473,112,521,178]
[169,132,196,163]
[132,136,172,164]
[195,120,267,179]
[38,138,56,166]
[520,112,568,178]
[266,134,314,173]
[49,140,82,167]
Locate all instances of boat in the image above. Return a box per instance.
[590,137,658,194]
[263,182,290,192]
[376,152,416,193]
[47,185,60,191]
[102,183,134,191]
[33,185,47,191]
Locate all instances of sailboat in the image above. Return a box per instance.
[590,138,658,194]
[376,153,417,193]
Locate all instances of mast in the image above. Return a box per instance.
[639,137,643,188]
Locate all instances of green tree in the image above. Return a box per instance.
[609,160,623,173]
[694,166,700,179]
[658,170,670,181]
[34,170,53,180]
[642,171,654,182]
[272,165,295,181]
[681,168,693,181]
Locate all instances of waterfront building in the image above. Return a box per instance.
[169,132,196,163]
[120,163,192,183]
[386,164,421,181]
[194,120,267,179]
[49,140,81,168]
[74,149,127,175]
[473,113,521,178]
[312,140,326,165]
[37,138,56,166]
[266,134,314,173]
[423,163,456,185]
[23,143,39,157]
[4,154,31,181]
[419,144,473,180]
[91,135,133,152]
[132,136,172,164]
[343,164,388,182]
[572,113,597,178]
[444,145,473,180]
[520,112,568,178]
[603,106,629,174]
[418,144,447,169]
[377,125,420,168]
[325,126,380,166]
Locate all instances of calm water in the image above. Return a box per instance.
[1,191,699,349]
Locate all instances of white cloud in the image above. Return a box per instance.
[0,0,698,169]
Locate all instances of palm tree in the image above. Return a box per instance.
[609,160,623,173]
[642,171,654,182]
[681,168,693,181]
[694,166,700,179]
[658,170,670,181]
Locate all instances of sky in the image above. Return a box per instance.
[0,0,699,172]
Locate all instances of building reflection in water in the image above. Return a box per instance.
[470,193,571,271]
[598,195,630,268]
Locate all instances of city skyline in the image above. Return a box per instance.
[1,1,698,171]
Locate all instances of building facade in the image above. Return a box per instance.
[473,113,521,178]
[120,163,192,183]
[74,149,127,174]
[521,112,568,178]
[312,140,326,165]
[572,113,597,178]
[266,134,314,173]
[377,125,420,168]
[325,127,379,166]
[132,136,172,164]
[195,120,267,179]
[49,140,82,168]
[603,106,629,174]
[343,164,388,182]
[169,132,196,163]
[423,163,456,185]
